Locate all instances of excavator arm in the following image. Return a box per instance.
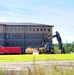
[54,31,63,50]
[41,31,65,53]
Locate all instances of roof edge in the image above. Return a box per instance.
[0,22,54,27]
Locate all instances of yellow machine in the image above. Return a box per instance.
[25,47,46,54]
[25,47,39,54]
[39,47,46,53]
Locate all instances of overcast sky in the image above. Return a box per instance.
[0,0,74,43]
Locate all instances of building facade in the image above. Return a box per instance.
[0,22,53,53]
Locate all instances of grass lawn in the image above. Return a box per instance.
[0,54,74,62]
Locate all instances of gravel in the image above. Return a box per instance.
[0,60,74,71]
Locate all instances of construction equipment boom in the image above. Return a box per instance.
[41,31,65,53]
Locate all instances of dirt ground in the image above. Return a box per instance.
[0,60,74,71]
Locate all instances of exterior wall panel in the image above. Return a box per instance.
[0,25,5,33]
[0,40,5,46]
[0,25,6,46]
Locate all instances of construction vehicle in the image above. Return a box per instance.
[25,31,65,54]
[39,31,64,54]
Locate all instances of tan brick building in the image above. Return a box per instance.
[0,22,53,53]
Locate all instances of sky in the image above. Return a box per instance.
[0,0,74,43]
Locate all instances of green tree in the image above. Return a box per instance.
[71,42,74,52]
[65,42,74,53]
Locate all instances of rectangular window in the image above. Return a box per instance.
[29,28,32,31]
[48,28,50,31]
[44,28,46,31]
[6,28,8,31]
[14,28,16,31]
[10,42,13,44]
[25,34,28,38]
[33,28,35,31]
[18,28,20,31]
[6,42,9,45]
[29,35,31,38]
[18,35,20,38]
[10,35,12,38]
[37,28,39,31]
[18,42,20,45]
[26,28,28,31]
[22,35,24,38]
[40,28,42,31]
[22,28,24,31]
[22,42,24,45]
[6,35,8,38]
[14,36,17,38]
[10,28,12,31]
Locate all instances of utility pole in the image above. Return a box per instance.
[65,39,67,51]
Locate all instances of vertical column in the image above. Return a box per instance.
[0,25,6,46]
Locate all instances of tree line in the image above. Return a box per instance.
[64,42,74,53]
[54,42,74,54]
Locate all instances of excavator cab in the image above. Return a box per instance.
[45,43,55,53]
[39,43,54,54]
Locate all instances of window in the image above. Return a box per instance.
[6,35,8,38]
[10,42,13,45]
[26,35,28,38]
[14,28,16,31]
[41,34,43,37]
[36,35,39,38]
[22,28,24,31]
[10,42,13,44]
[44,28,46,31]
[10,35,12,38]
[37,28,39,31]
[22,35,24,38]
[40,28,42,31]
[48,28,50,31]
[26,28,28,31]
[18,35,20,37]
[6,28,8,31]
[22,42,24,45]
[33,28,35,31]
[15,36,17,38]
[33,34,35,38]
[26,41,28,44]
[6,42,9,45]
[29,35,32,38]
[18,28,20,31]
[10,28,12,31]
[29,28,32,31]
[18,42,20,45]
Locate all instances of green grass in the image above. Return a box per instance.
[0,54,74,62]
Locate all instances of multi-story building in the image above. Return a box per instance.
[0,22,53,53]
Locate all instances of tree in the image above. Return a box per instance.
[64,42,74,53]
[71,42,74,52]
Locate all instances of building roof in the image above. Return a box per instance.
[0,22,54,27]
